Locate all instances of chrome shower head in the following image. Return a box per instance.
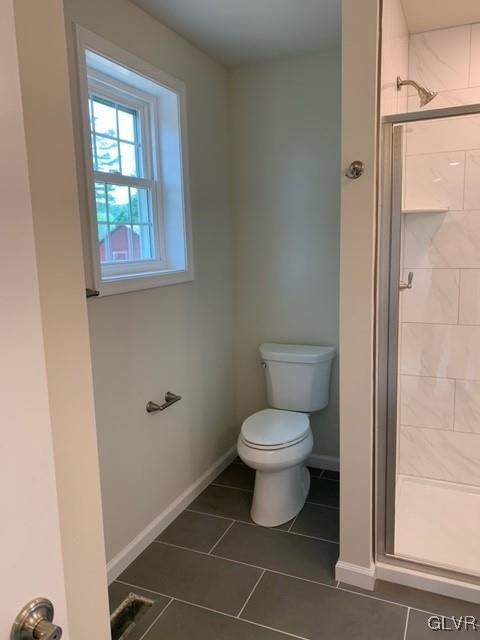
[397,76,438,108]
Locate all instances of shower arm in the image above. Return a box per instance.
[397,77,423,94]
[396,76,437,107]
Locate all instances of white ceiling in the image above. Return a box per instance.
[131,0,340,66]
[401,0,480,33]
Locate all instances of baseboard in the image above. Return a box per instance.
[307,453,339,472]
[106,445,237,584]
[335,560,376,590]
[376,561,480,605]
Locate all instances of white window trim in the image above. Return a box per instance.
[88,73,168,278]
[75,26,194,296]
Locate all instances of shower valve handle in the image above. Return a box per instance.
[400,272,414,291]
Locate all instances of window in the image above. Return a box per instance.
[76,28,193,295]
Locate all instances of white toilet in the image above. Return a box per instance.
[237,343,335,527]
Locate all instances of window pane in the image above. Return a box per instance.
[120,142,139,177]
[95,135,120,173]
[92,99,117,137]
[134,224,154,261]
[96,187,155,264]
[97,222,109,242]
[97,223,110,262]
[107,184,130,224]
[90,134,97,170]
[102,223,146,263]
[118,108,136,142]
[94,182,107,221]
[129,188,151,224]
[107,224,131,262]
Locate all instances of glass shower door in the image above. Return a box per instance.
[385,112,480,577]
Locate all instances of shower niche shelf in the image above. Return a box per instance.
[401,208,449,214]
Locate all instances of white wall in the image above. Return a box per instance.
[230,51,341,463]
[380,0,409,115]
[1,2,69,634]
[13,0,110,635]
[336,0,380,588]
[64,0,236,563]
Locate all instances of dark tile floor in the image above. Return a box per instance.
[110,460,479,639]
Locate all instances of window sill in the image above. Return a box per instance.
[92,268,194,297]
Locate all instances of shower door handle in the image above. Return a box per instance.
[400,272,414,290]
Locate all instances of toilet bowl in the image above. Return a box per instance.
[238,409,313,527]
[237,343,335,527]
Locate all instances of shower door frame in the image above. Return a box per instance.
[376,102,480,587]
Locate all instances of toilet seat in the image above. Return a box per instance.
[240,409,310,450]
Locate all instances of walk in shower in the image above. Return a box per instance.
[378,105,480,581]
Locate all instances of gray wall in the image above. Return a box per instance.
[230,51,341,461]
[64,0,341,564]
[64,0,236,563]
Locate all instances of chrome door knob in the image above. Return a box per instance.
[11,598,62,640]
[32,620,62,640]
[345,160,365,179]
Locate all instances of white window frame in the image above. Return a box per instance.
[88,73,168,278]
[75,26,194,296]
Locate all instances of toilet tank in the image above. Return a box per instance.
[259,343,335,412]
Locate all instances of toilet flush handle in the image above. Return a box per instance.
[261,361,267,368]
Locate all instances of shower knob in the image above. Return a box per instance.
[11,598,62,640]
[345,160,365,179]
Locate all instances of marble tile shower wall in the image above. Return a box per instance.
[408,24,480,111]
[399,28,480,484]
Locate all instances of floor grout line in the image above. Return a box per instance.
[152,539,409,611]
[233,614,310,640]
[136,597,174,640]
[115,579,310,640]
[287,514,298,532]
[403,607,411,640]
[211,482,253,493]
[164,511,339,545]
[212,480,340,503]
[304,500,339,510]
[185,508,235,522]
[116,566,461,629]
[286,530,339,545]
[116,467,479,633]
[152,540,340,590]
[335,585,410,611]
[313,471,339,483]
[237,569,266,618]
[115,579,171,600]
[117,567,415,632]
[153,539,218,556]
[180,599,311,640]
[208,520,236,554]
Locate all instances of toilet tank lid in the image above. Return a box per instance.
[259,343,336,364]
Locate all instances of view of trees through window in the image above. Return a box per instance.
[89,93,154,264]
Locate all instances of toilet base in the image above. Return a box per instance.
[251,464,310,527]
